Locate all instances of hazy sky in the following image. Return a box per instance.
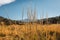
[0,0,60,20]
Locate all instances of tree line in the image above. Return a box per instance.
[0,16,60,25]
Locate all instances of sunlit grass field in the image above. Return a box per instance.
[0,24,60,40]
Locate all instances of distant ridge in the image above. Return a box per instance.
[37,16,60,24]
[0,16,60,25]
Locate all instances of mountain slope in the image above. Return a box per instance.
[0,16,60,25]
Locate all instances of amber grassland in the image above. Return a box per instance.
[0,23,60,40]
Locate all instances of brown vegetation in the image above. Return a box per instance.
[0,24,60,40]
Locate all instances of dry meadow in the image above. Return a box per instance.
[0,23,60,40]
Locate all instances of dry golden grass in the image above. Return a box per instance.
[0,24,60,40]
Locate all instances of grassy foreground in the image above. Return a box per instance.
[0,24,60,40]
